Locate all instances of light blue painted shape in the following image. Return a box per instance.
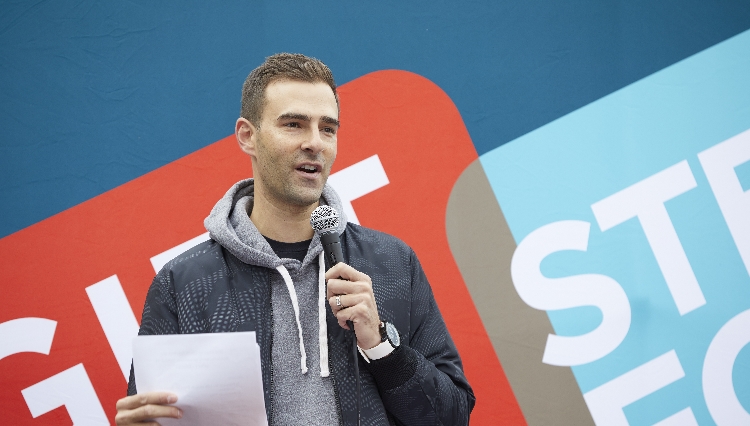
[736,159,750,192]
[480,29,750,425]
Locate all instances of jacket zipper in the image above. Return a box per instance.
[329,332,344,426]
[323,262,345,426]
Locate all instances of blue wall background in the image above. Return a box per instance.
[2,0,750,239]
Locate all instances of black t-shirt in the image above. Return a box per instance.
[263,236,312,263]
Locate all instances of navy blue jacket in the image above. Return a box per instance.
[128,223,475,425]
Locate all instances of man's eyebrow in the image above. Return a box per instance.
[277,113,340,128]
[277,112,310,122]
[321,116,340,127]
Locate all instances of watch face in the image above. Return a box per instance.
[385,322,400,347]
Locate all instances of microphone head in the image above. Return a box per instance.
[310,205,340,233]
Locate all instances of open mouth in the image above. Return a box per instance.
[297,164,320,174]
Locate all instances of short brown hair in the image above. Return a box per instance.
[240,53,338,126]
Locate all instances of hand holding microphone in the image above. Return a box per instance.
[310,206,382,350]
[325,263,382,349]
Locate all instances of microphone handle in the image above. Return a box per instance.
[321,232,344,266]
[319,231,361,424]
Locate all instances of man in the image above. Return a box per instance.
[116,53,474,425]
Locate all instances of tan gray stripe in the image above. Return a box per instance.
[446,158,594,425]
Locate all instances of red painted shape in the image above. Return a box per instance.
[0,70,525,424]
[335,71,525,424]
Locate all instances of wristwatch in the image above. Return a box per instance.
[358,322,400,363]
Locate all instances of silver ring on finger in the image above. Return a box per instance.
[335,295,342,307]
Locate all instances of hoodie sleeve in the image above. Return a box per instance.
[363,250,476,425]
[127,267,180,396]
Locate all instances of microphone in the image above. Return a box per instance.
[310,205,344,267]
[310,205,361,426]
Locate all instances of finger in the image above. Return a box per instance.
[329,292,371,312]
[326,278,372,299]
[334,305,356,330]
[329,293,353,309]
[329,295,346,312]
[136,404,182,420]
[325,262,370,283]
[115,414,163,426]
[116,392,178,411]
[335,299,377,322]
[117,404,182,424]
[334,303,377,329]
[339,319,351,330]
[334,298,371,323]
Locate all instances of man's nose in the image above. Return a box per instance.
[301,126,325,153]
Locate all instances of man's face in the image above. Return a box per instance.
[244,80,339,209]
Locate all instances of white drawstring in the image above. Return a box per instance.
[318,252,330,377]
[275,252,330,377]
[276,264,308,374]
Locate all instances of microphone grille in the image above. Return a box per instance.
[310,205,340,233]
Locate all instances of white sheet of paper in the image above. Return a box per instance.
[133,332,268,426]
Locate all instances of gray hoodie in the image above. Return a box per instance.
[204,178,347,425]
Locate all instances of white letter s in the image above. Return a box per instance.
[511,220,631,366]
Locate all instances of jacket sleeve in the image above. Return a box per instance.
[364,250,476,425]
[127,267,180,396]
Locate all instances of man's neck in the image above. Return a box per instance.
[250,186,317,243]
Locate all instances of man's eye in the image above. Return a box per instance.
[322,127,336,134]
[285,122,301,128]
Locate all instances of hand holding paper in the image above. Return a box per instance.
[115,391,182,425]
[129,331,267,426]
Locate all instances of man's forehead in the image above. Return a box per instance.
[265,80,336,102]
[262,80,338,120]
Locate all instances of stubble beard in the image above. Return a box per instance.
[280,175,326,208]
[257,156,329,209]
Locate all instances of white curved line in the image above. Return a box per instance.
[0,317,57,361]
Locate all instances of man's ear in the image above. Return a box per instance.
[236,117,258,157]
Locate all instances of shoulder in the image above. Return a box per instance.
[157,239,228,281]
[342,222,412,253]
[341,222,417,272]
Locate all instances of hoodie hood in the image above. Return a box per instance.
[204,178,348,267]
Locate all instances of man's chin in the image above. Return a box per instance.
[287,189,325,209]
